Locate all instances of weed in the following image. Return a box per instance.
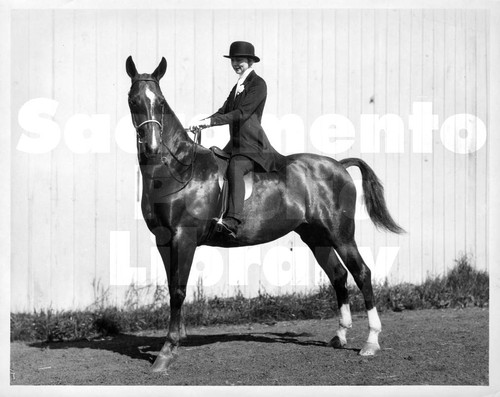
[10,254,488,342]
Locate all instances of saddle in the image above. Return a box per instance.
[210,146,253,225]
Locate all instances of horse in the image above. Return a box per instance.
[125,56,404,372]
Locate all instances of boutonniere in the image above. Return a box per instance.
[235,84,245,96]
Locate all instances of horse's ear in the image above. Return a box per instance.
[152,57,167,80]
[126,56,138,78]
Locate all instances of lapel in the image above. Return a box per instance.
[232,70,256,110]
[227,84,237,111]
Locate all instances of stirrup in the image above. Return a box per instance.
[213,218,236,238]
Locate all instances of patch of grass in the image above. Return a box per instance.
[388,254,489,310]
[10,309,108,342]
[11,254,488,342]
[445,254,489,307]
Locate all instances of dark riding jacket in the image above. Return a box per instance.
[209,70,286,172]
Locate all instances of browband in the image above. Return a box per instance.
[131,77,159,87]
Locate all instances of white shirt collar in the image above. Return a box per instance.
[236,67,253,85]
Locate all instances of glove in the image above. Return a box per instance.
[188,118,211,130]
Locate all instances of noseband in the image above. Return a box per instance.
[135,118,163,130]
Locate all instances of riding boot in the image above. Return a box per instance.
[221,155,253,237]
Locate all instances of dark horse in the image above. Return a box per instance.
[126,57,404,372]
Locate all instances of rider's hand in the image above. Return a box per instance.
[189,118,211,130]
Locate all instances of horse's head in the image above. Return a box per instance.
[126,56,167,158]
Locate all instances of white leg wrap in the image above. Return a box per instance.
[336,304,352,343]
[366,307,382,344]
[339,303,353,329]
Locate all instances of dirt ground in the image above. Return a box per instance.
[10,307,488,386]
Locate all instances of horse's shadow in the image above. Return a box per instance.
[28,330,360,364]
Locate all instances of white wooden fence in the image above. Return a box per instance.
[7,5,494,311]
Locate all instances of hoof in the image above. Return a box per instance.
[359,342,380,356]
[151,345,178,372]
[329,335,347,349]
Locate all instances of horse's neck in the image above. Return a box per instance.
[160,108,194,164]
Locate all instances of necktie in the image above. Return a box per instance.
[234,79,243,98]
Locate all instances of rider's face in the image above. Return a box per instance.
[231,57,251,75]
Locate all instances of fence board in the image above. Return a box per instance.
[359,9,376,264]
[322,10,336,115]
[385,9,402,282]
[51,10,75,309]
[474,10,489,272]
[454,10,468,266]
[372,10,389,277]
[28,10,54,309]
[95,10,118,303]
[114,11,140,304]
[431,9,446,277]
[72,10,98,308]
[11,11,32,311]
[408,9,425,283]
[396,9,412,283]
[422,9,435,279]
[292,9,308,145]
[443,9,458,269]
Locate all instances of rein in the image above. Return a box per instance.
[131,77,203,196]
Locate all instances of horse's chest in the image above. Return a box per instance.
[140,180,177,226]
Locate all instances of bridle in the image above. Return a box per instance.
[130,77,201,195]
[130,77,165,142]
[135,118,163,131]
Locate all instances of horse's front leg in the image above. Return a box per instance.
[151,229,196,372]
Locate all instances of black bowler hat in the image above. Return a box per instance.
[223,41,260,63]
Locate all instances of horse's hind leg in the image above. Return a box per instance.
[297,226,353,348]
[310,245,353,348]
[334,240,381,356]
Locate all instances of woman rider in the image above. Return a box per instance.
[191,41,286,237]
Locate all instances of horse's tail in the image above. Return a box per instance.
[340,158,405,234]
